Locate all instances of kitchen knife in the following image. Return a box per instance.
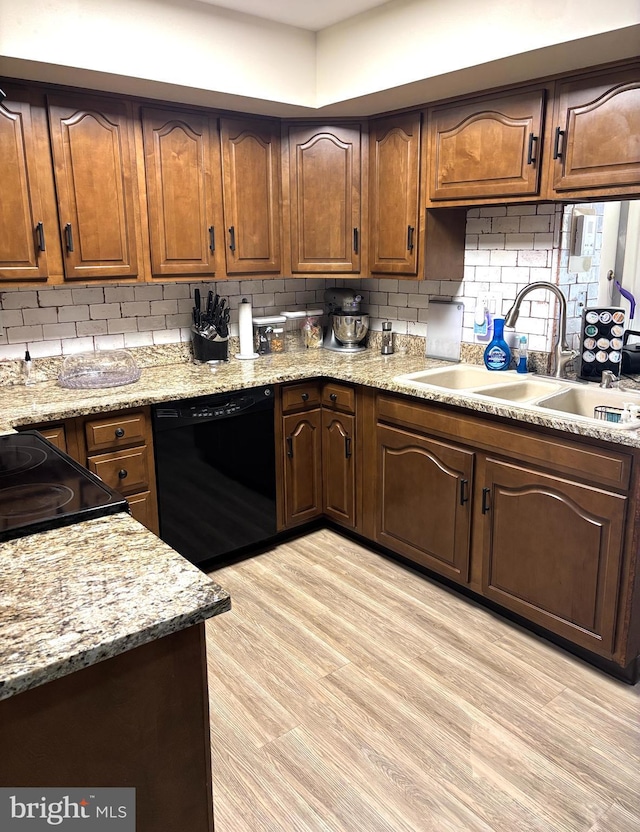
[206,291,214,319]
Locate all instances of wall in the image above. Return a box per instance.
[0,206,574,361]
[0,0,317,115]
[316,0,640,108]
[1,0,638,116]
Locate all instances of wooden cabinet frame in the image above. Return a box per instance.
[1,58,638,288]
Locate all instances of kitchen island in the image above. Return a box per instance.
[0,511,230,831]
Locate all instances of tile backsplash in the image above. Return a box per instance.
[0,204,599,362]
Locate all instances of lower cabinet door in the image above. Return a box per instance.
[126,490,159,535]
[322,410,356,528]
[376,424,474,582]
[282,410,323,526]
[482,458,627,655]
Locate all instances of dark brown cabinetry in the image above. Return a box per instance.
[22,408,159,535]
[429,87,547,203]
[282,411,323,525]
[142,108,222,278]
[48,94,142,280]
[284,123,362,273]
[2,624,215,832]
[376,424,473,582]
[279,381,358,530]
[82,409,158,533]
[220,117,281,274]
[0,88,59,282]
[322,383,357,529]
[550,64,640,197]
[281,382,323,527]
[369,113,421,276]
[373,392,632,662]
[481,457,626,654]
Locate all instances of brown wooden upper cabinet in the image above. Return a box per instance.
[428,87,546,203]
[220,117,281,275]
[369,112,421,276]
[48,94,141,280]
[549,64,640,198]
[284,123,362,273]
[0,88,56,283]
[142,108,222,278]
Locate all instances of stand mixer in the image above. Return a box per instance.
[323,288,369,353]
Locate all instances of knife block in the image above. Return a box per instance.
[191,330,229,363]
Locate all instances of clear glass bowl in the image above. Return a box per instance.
[58,350,141,389]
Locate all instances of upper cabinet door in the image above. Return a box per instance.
[0,91,50,282]
[286,123,362,273]
[429,89,546,202]
[48,95,140,280]
[142,108,220,278]
[369,112,421,276]
[551,65,640,196]
[220,118,281,275]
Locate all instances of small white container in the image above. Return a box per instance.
[252,315,287,355]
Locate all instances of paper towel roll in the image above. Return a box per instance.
[236,298,258,359]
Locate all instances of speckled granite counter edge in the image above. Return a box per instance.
[0,513,230,702]
[0,604,230,703]
[5,348,639,448]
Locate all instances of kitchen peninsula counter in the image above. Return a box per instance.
[0,510,228,832]
[3,348,640,449]
[0,511,230,702]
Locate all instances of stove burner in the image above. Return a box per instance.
[0,483,74,518]
[0,445,47,476]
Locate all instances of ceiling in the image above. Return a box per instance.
[194,0,393,30]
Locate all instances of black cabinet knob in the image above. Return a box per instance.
[118,469,128,480]
[115,428,125,438]
[330,393,337,402]
[301,392,309,402]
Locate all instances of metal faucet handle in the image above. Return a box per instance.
[600,370,620,388]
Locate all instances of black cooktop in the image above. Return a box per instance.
[0,431,129,543]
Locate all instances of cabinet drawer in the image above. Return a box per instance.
[87,446,150,495]
[85,412,147,453]
[281,382,322,414]
[322,383,355,414]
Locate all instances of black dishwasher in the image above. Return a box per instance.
[152,385,277,567]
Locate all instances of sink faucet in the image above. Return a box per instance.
[504,282,578,378]
[600,370,620,388]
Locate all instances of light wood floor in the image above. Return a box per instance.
[206,529,640,832]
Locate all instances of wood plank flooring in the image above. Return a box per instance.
[205,529,640,832]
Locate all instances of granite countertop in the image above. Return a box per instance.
[4,347,640,449]
[0,512,230,702]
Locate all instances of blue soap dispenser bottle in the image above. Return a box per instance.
[483,317,511,371]
[516,335,528,374]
